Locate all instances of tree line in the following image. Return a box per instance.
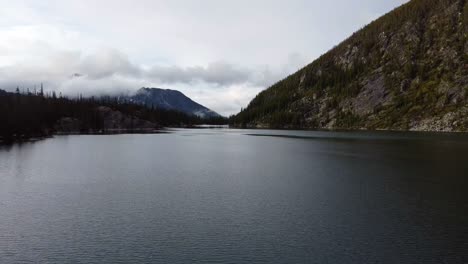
[0,88,227,143]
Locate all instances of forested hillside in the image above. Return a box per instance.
[231,0,468,131]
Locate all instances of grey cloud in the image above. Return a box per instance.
[146,61,251,86]
[144,53,308,87]
[79,49,141,79]
[60,75,145,97]
[0,47,306,93]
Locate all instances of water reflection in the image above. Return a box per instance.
[0,129,467,263]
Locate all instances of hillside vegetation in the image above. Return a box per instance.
[231,0,468,131]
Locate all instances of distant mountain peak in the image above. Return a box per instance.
[70,73,84,79]
[130,87,221,118]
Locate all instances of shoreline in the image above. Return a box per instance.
[3,126,467,145]
[0,128,168,145]
[228,125,468,134]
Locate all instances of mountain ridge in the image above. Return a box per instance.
[128,87,221,118]
[231,0,468,132]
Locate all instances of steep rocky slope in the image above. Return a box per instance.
[232,0,468,132]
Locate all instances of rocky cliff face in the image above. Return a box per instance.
[232,0,468,132]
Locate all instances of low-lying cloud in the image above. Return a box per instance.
[0,47,307,115]
[79,49,140,79]
[147,61,251,86]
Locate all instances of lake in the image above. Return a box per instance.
[1,129,467,263]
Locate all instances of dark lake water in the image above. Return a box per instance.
[1,129,468,263]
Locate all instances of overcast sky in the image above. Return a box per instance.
[0,0,408,115]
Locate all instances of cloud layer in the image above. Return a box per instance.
[0,43,302,115]
[0,45,301,91]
